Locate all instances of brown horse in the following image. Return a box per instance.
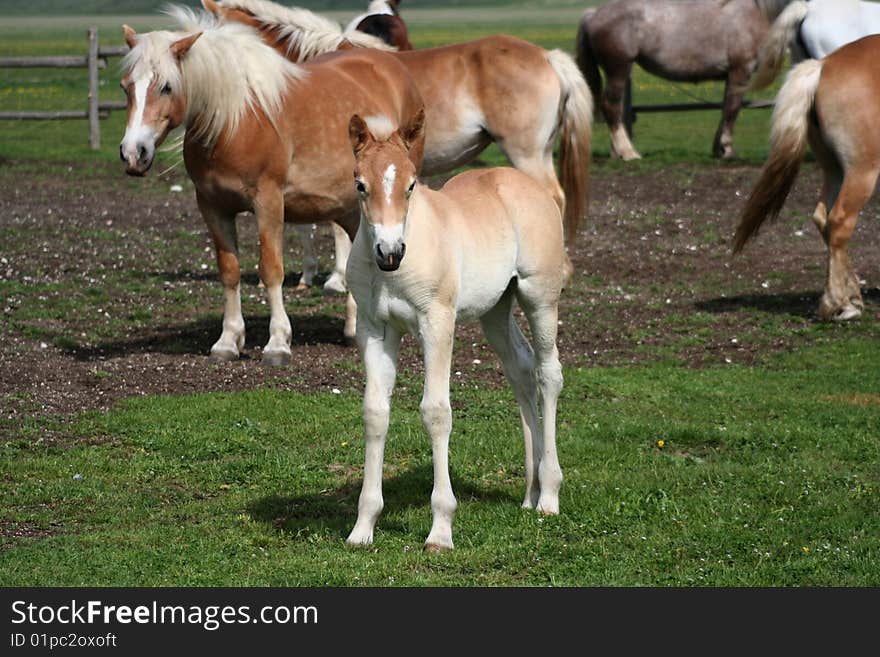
[345,0,413,51]
[734,35,880,321]
[119,8,424,364]
[205,0,592,290]
[576,0,794,160]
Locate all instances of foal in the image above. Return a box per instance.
[344,112,567,551]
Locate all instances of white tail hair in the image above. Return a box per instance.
[750,1,809,90]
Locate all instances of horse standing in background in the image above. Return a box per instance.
[751,0,880,90]
[576,0,795,160]
[734,35,880,321]
[346,0,412,50]
[344,112,567,550]
[118,8,425,363]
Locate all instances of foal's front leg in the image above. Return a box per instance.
[347,318,402,546]
[419,308,457,552]
[255,188,293,366]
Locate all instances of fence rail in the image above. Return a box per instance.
[0,29,127,150]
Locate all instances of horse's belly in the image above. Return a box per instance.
[421,109,491,176]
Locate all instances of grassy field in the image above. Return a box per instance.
[1,10,878,587]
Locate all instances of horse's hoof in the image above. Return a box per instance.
[621,151,642,162]
[536,499,559,516]
[261,349,292,367]
[293,282,310,292]
[423,542,453,553]
[209,347,239,362]
[343,333,357,348]
[323,275,348,295]
[834,306,862,321]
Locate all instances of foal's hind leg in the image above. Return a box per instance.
[198,193,245,361]
[515,279,563,515]
[819,167,877,321]
[713,66,750,159]
[480,286,542,509]
[602,62,641,161]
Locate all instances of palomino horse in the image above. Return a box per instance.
[751,0,880,90]
[204,0,592,291]
[119,8,425,364]
[345,0,413,51]
[344,112,567,551]
[576,0,794,160]
[734,35,880,321]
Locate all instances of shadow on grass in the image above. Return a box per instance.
[142,269,333,288]
[62,312,349,361]
[248,464,518,541]
[696,288,880,318]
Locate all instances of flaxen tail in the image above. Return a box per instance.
[546,48,593,246]
[750,1,809,91]
[734,58,823,253]
[575,9,602,109]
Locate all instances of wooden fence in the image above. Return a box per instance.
[0,28,127,150]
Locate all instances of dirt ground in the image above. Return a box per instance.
[1,156,878,436]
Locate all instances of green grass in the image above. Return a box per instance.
[2,340,878,586]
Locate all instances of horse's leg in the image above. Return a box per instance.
[479,286,542,509]
[602,62,641,161]
[293,224,317,291]
[198,192,245,361]
[515,280,563,515]
[347,317,402,547]
[807,124,843,242]
[255,188,292,366]
[819,166,877,321]
[713,66,750,159]
[418,307,457,552]
[324,222,351,295]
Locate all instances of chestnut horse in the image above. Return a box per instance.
[345,112,566,550]
[751,0,880,90]
[345,0,413,51]
[204,0,592,292]
[576,0,794,160]
[734,35,880,321]
[119,8,424,364]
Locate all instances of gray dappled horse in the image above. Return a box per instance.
[576,0,794,160]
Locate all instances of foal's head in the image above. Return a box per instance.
[119,25,199,176]
[349,110,425,272]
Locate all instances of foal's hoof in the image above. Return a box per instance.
[261,349,292,367]
[209,347,239,362]
[833,306,862,322]
[323,274,348,295]
[423,542,453,554]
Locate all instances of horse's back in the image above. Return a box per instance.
[801,0,880,59]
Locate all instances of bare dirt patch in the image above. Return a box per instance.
[1,157,878,437]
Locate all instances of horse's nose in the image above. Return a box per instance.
[375,242,406,271]
[138,145,148,164]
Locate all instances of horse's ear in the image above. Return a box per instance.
[122,24,138,49]
[349,114,372,156]
[170,32,202,60]
[201,0,226,18]
[398,107,425,151]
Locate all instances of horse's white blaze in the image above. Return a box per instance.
[373,222,404,248]
[382,164,396,204]
[121,73,155,157]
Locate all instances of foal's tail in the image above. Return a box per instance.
[575,9,602,111]
[734,58,823,253]
[546,48,593,245]
[750,1,809,91]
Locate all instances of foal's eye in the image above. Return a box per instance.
[160,83,172,95]
[355,180,367,196]
[406,180,416,198]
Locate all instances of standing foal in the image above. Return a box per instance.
[344,111,567,551]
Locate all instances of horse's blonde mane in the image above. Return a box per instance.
[123,6,307,147]
[214,0,396,60]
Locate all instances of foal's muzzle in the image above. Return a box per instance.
[376,242,406,272]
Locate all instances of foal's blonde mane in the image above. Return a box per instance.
[123,6,306,147]
[213,0,395,61]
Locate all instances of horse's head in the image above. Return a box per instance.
[349,110,425,272]
[118,25,201,176]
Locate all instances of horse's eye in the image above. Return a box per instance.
[160,83,172,95]
[355,180,367,195]
[406,180,416,197]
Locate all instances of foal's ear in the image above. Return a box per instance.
[398,107,426,151]
[170,32,203,60]
[201,0,222,16]
[122,24,138,50]
[349,114,372,156]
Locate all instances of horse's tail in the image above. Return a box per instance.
[575,9,602,110]
[734,58,823,253]
[750,0,809,91]
[546,48,593,246]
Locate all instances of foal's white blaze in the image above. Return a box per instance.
[373,222,404,247]
[121,72,156,164]
[382,163,397,204]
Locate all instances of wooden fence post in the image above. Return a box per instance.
[87,27,100,150]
